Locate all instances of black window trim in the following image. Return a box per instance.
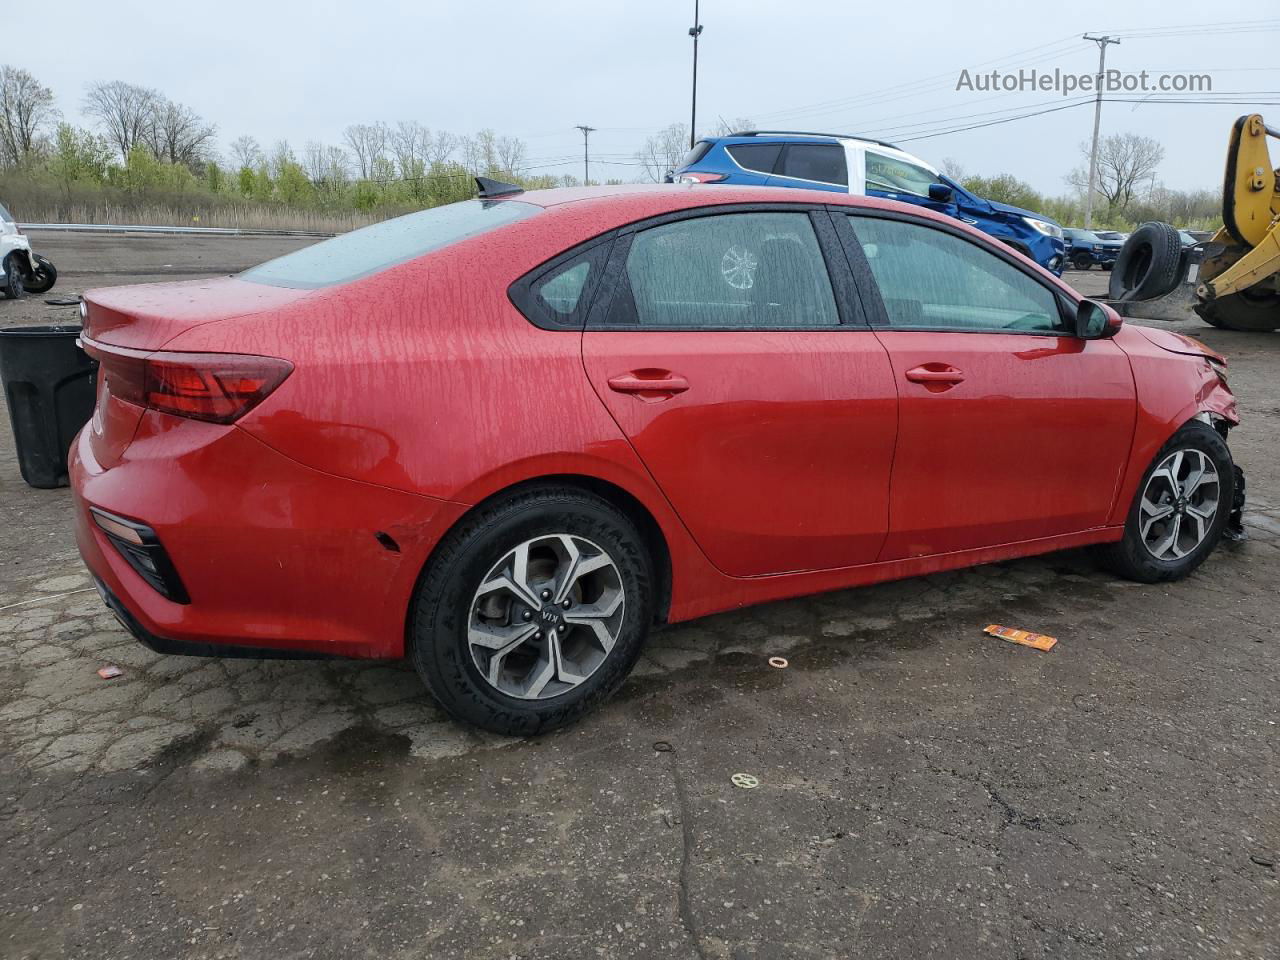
[508,231,617,330]
[583,202,868,332]
[830,206,1077,338]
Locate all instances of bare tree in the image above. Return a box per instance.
[143,99,215,168]
[425,130,456,167]
[83,80,160,160]
[493,135,527,178]
[389,121,428,178]
[1068,133,1165,211]
[634,123,689,183]
[713,116,755,136]
[938,157,967,180]
[229,135,262,170]
[268,140,296,179]
[0,65,58,167]
[343,122,388,179]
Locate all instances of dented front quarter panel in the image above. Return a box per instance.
[1107,324,1239,526]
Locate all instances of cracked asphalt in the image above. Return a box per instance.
[1,234,1277,959]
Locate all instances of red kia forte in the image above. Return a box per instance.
[71,182,1242,734]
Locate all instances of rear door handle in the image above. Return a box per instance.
[607,371,690,395]
[904,363,965,385]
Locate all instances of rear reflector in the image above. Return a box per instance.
[80,337,292,424]
[90,507,190,603]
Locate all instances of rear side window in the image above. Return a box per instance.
[611,212,838,329]
[776,144,847,186]
[726,143,782,174]
[241,199,540,289]
[849,216,1064,333]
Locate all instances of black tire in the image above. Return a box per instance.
[1101,262,1113,271]
[1092,421,1235,583]
[21,254,56,294]
[2,254,26,299]
[409,486,654,735]
[1194,289,1280,332]
[1072,252,1093,271]
[1109,222,1181,301]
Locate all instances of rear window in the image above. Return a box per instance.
[680,140,714,168]
[241,199,540,289]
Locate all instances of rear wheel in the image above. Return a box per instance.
[409,487,654,735]
[1093,421,1235,582]
[2,254,25,299]
[1195,289,1280,332]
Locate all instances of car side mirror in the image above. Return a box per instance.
[928,183,954,203]
[1075,298,1122,339]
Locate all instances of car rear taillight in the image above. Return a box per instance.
[674,172,728,184]
[80,337,292,424]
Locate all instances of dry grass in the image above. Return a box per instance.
[14,203,393,234]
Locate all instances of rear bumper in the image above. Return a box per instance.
[71,411,466,659]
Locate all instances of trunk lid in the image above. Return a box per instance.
[80,277,309,469]
[83,277,309,349]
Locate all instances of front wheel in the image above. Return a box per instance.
[1093,421,1235,583]
[2,254,25,299]
[409,487,654,735]
[1072,253,1093,271]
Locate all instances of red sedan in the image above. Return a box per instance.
[71,182,1241,734]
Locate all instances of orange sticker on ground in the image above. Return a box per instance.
[984,624,1057,651]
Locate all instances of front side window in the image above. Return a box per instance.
[776,144,847,186]
[241,199,540,289]
[613,212,839,329]
[864,151,941,198]
[850,216,1064,334]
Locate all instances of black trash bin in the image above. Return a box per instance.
[0,325,98,489]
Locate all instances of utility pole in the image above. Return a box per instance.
[689,0,704,149]
[574,125,596,186]
[1082,33,1120,228]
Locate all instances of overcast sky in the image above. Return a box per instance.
[14,1,1280,196]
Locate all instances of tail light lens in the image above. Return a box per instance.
[674,172,727,184]
[81,337,293,424]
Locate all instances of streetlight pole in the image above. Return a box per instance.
[689,0,703,149]
[574,125,596,186]
[1082,33,1120,228]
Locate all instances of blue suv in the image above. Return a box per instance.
[670,131,1065,275]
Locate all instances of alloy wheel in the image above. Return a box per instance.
[467,534,625,700]
[1139,449,1220,561]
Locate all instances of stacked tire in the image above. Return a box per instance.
[1108,222,1183,303]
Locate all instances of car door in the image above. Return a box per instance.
[834,211,1136,560]
[581,207,898,578]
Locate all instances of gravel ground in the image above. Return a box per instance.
[0,233,1276,960]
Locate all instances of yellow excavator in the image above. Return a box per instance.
[1108,113,1280,332]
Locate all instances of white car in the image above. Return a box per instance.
[1,202,57,299]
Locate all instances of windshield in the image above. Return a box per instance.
[241,199,540,289]
[1072,231,1100,242]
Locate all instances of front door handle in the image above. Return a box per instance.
[607,371,690,397]
[905,363,965,385]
